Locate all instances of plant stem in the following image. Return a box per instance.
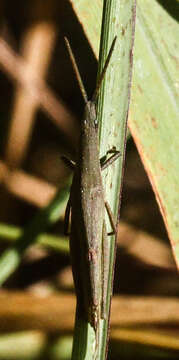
[71,0,136,359]
[0,183,70,286]
[0,222,69,254]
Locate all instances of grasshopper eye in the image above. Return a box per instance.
[94,120,98,128]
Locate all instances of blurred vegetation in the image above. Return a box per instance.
[0,0,178,359]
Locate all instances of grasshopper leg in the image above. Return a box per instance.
[61,156,76,170]
[101,204,117,320]
[62,156,75,235]
[100,148,119,234]
[100,148,120,171]
[105,201,117,236]
[101,222,109,319]
[64,196,72,235]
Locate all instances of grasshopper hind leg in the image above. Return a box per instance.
[105,201,117,236]
[101,222,110,320]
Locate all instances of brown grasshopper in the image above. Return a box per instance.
[64,37,120,345]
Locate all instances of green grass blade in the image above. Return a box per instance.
[129,0,179,268]
[0,183,70,286]
[71,0,136,359]
[97,1,136,359]
[0,222,69,253]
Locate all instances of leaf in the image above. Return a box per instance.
[70,0,179,268]
[70,0,136,359]
[0,183,70,286]
[129,0,179,267]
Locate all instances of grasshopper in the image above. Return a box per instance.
[64,37,120,346]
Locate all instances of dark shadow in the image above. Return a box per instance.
[157,0,179,22]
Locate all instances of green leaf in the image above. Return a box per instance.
[129,0,179,268]
[0,183,70,286]
[70,0,136,359]
[0,222,69,253]
[70,0,179,267]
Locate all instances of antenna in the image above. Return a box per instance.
[92,36,117,102]
[64,37,88,104]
